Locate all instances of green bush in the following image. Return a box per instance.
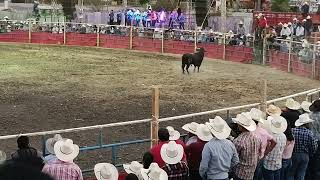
[271,0,291,12]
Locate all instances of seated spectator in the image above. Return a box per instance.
[182,122,199,145]
[200,116,239,180]
[11,136,44,170]
[0,151,6,164]
[237,21,246,36]
[42,139,83,180]
[94,162,118,180]
[142,152,153,169]
[141,163,168,180]
[123,161,143,179]
[281,98,301,128]
[186,123,212,180]
[0,161,53,180]
[44,134,63,163]
[125,173,139,180]
[161,141,189,180]
[280,24,291,39]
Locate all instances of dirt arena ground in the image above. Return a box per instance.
[0,44,319,174]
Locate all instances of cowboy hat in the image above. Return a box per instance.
[309,99,320,112]
[266,116,287,134]
[141,163,168,180]
[54,139,79,162]
[249,108,265,124]
[283,23,288,28]
[195,123,213,141]
[232,112,256,132]
[301,101,312,113]
[288,22,292,26]
[46,134,63,155]
[293,18,297,21]
[307,16,311,19]
[239,21,244,24]
[266,104,282,116]
[182,122,199,134]
[207,116,231,139]
[94,163,119,180]
[160,141,183,165]
[0,150,6,164]
[286,98,300,110]
[123,161,143,178]
[166,126,180,141]
[295,113,314,127]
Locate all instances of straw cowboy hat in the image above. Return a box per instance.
[0,150,6,164]
[54,139,79,162]
[141,163,168,180]
[301,101,312,113]
[267,104,282,116]
[207,116,231,139]
[195,124,213,141]
[309,99,320,112]
[182,122,199,135]
[123,161,143,178]
[266,116,287,134]
[250,108,265,124]
[232,112,256,132]
[46,134,63,155]
[295,113,314,127]
[94,163,119,180]
[286,98,300,110]
[166,126,180,141]
[160,141,184,165]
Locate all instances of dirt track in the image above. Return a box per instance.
[0,44,319,172]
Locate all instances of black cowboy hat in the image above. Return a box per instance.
[309,99,320,112]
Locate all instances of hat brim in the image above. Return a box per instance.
[141,167,168,180]
[233,118,257,132]
[266,109,282,116]
[286,102,300,110]
[182,124,197,134]
[160,143,184,165]
[123,163,143,175]
[295,119,314,127]
[94,163,119,180]
[169,131,180,141]
[206,123,231,140]
[54,141,79,162]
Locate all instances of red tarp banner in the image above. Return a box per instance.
[225,46,253,63]
[66,33,97,47]
[31,32,63,45]
[164,40,195,55]
[0,31,29,43]
[269,50,289,72]
[100,34,130,49]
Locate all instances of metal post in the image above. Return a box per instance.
[111,146,117,165]
[312,44,316,79]
[262,37,266,65]
[161,28,164,53]
[288,38,292,73]
[41,135,46,157]
[260,80,267,117]
[129,26,133,49]
[63,18,66,45]
[97,25,100,47]
[223,33,226,60]
[226,110,230,121]
[151,87,160,147]
[98,128,103,147]
[221,0,227,32]
[194,31,197,52]
[28,20,32,43]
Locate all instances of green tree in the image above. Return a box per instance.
[195,0,208,27]
[154,0,177,11]
[271,0,291,12]
[139,0,149,5]
[57,0,77,21]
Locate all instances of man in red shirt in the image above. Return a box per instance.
[150,128,186,168]
[257,13,268,39]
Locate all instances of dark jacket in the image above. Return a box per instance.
[281,109,301,128]
[11,147,44,170]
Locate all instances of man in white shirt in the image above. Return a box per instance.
[280,24,291,38]
[295,23,305,38]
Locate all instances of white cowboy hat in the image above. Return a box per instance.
[286,98,300,110]
[123,161,143,178]
[239,21,244,24]
[166,126,180,141]
[295,113,314,127]
[307,16,311,19]
[141,163,168,180]
[288,22,292,25]
[160,141,183,165]
[266,104,282,116]
[283,23,288,27]
[195,123,213,141]
[182,122,199,134]
[293,18,297,21]
[232,112,256,132]
[94,163,119,180]
[303,19,307,22]
[54,139,79,162]
[278,22,283,25]
[0,150,6,164]
[266,116,287,134]
[46,134,63,155]
[301,101,312,113]
[249,108,265,124]
[207,116,231,139]
[3,16,9,19]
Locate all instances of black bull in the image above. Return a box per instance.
[181,47,206,74]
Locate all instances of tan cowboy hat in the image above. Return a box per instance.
[266,105,282,116]
[301,101,312,113]
[232,112,256,132]
[266,116,287,134]
[0,150,6,164]
[286,98,300,110]
[182,122,199,134]
[123,161,143,178]
[94,163,119,180]
[46,134,63,155]
[54,139,79,162]
[141,163,168,180]
[249,108,265,124]
[295,113,314,127]
[196,123,213,141]
[207,116,231,139]
[166,126,180,141]
[160,141,184,165]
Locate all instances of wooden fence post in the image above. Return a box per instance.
[28,20,32,43]
[260,80,267,117]
[223,33,226,60]
[129,26,133,49]
[288,38,292,73]
[96,25,100,47]
[262,37,266,65]
[161,28,164,53]
[312,44,316,79]
[194,31,197,52]
[151,87,160,147]
[63,18,66,45]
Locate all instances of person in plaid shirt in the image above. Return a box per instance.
[262,116,287,180]
[288,114,318,180]
[232,113,261,180]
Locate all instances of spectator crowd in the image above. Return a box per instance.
[0,98,320,180]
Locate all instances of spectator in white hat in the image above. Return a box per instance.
[182,122,199,145]
[42,139,83,180]
[237,21,245,36]
[296,22,305,39]
[301,101,312,113]
[281,23,291,38]
[94,163,118,180]
[141,163,168,180]
[199,116,239,180]
[123,161,143,180]
[44,134,63,163]
[281,98,301,128]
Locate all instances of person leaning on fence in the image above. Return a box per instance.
[42,139,83,180]
[281,98,301,128]
[288,114,318,180]
[280,23,291,39]
[44,134,63,164]
[123,161,143,180]
[182,122,199,146]
[262,116,287,180]
[199,117,239,180]
[232,113,261,180]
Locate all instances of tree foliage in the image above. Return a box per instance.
[139,0,149,5]
[153,0,177,11]
[195,0,208,27]
[56,0,77,21]
[271,0,291,12]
